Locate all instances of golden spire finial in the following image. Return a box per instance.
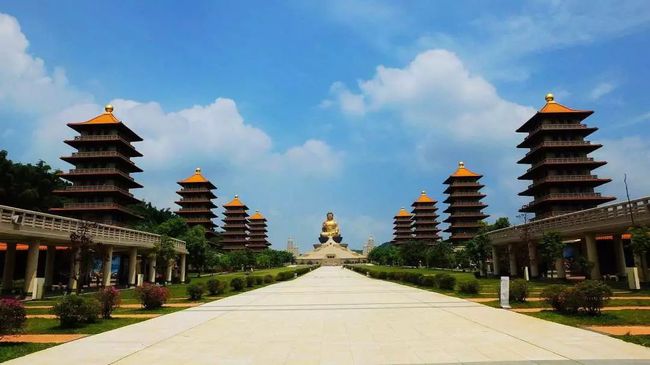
[104,104,114,113]
[195,167,201,174]
[545,93,555,103]
[421,190,426,195]
[459,161,465,168]
[234,194,239,199]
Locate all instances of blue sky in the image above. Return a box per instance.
[1,1,649,252]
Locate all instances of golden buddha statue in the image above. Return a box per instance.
[319,212,342,243]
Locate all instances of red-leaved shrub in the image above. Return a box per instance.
[135,284,170,309]
[0,298,26,338]
[96,286,121,319]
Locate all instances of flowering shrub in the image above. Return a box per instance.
[52,295,101,327]
[0,298,26,338]
[135,284,170,310]
[96,286,121,319]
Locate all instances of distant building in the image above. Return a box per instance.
[221,195,249,250]
[411,191,441,244]
[286,237,300,257]
[174,168,217,233]
[247,211,271,251]
[51,104,143,226]
[392,208,413,245]
[517,94,614,219]
[362,235,375,256]
[443,162,488,245]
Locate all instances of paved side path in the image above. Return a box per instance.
[8,267,650,365]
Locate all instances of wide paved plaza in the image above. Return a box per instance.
[8,266,650,365]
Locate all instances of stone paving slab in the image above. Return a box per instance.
[6,267,650,365]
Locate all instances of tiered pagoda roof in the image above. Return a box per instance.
[392,208,413,245]
[175,168,217,233]
[221,195,249,250]
[247,211,271,251]
[410,191,440,244]
[517,94,614,219]
[443,162,488,244]
[51,105,143,225]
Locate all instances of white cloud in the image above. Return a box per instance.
[596,136,650,199]
[0,13,90,114]
[589,82,616,100]
[328,49,535,141]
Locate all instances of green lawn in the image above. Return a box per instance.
[25,317,146,334]
[0,343,55,363]
[616,335,650,347]
[529,310,650,327]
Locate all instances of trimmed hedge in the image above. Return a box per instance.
[207,279,226,295]
[541,280,612,315]
[187,283,205,300]
[230,277,245,291]
[458,280,480,294]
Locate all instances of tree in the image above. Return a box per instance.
[153,235,178,275]
[181,225,209,273]
[129,201,176,232]
[490,217,511,231]
[425,241,455,268]
[69,222,106,294]
[155,217,189,238]
[0,150,67,211]
[399,241,428,267]
[539,231,565,278]
[255,253,272,268]
[465,234,491,276]
[629,226,650,281]
[368,243,400,266]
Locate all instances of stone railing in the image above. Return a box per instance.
[62,168,137,182]
[0,205,187,253]
[487,197,650,244]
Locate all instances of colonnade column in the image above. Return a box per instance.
[101,245,113,287]
[613,234,627,276]
[527,241,539,278]
[24,242,40,294]
[44,245,57,288]
[180,254,187,283]
[491,246,500,276]
[68,247,80,291]
[165,259,173,283]
[555,258,566,279]
[128,247,137,287]
[585,234,601,279]
[2,242,17,292]
[508,244,517,276]
[148,256,156,283]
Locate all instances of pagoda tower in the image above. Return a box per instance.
[221,195,249,251]
[51,104,143,225]
[175,168,217,233]
[443,162,488,244]
[392,208,413,245]
[247,211,271,251]
[517,94,614,219]
[410,191,440,244]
